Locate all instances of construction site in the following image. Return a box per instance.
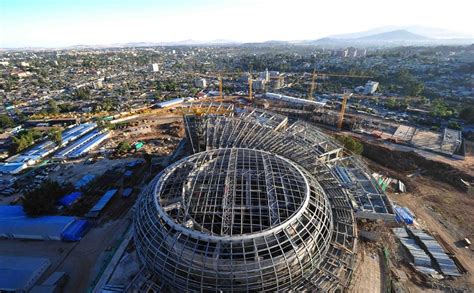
[79,99,469,293]
[1,71,473,292]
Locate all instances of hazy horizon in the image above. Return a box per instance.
[1,0,473,48]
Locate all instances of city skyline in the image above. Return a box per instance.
[1,0,473,48]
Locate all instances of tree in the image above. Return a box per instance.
[335,135,364,155]
[10,129,42,154]
[429,99,454,118]
[0,114,14,129]
[74,87,91,100]
[459,106,474,124]
[385,97,398,109]
[447,121,461,130]
[48,127,63,146]
[96,119,115,130]
[22,180,71,216]
[116,141,131,154]
[47,99,60,115]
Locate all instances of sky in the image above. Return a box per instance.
[1,0,473,48]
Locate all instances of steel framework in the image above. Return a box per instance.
[135,148,333,292]
[134,106,394,292]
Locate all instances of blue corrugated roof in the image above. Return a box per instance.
[0,205,25,219]
[57,191,82,207]
[87,189,117,216]
[0,206,77,241]
[74,174,95,189]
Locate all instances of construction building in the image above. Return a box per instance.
[148,63,159,72]
[133,105,394,291]
[194,78,207,88]
[364,81,379,95]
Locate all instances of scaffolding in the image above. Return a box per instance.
[135,148,333,292]
[134,106,395,292]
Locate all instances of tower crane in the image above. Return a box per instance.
[337,92,353,130]
[306,71,373,100]
[305,71,372,130]
[189,72,227,99]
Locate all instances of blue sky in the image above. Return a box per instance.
[1,0,473,47]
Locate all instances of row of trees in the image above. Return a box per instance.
[9,127,62,155]
[10,129,42,154]
[0,114,14,129]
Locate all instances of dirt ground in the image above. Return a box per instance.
[356,149,474,290]
[350,247,383,293]
[49,157,139,184]
[109,115,184,156]
[390,185,474,287]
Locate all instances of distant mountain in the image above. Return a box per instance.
[328,26,473,40]
[356,29,430,41]
[327,26,400,39]
[297,29,474,48]
[402,26,472,39]
[3,26,473,50]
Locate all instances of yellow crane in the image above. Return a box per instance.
[307,71,373,100]
[248,77,253,101]
[337,93,352,130]
[218,75,223,99]
[308,69,317,99]
[305,71,372,130]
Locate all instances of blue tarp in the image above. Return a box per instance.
[0,205,88,241]
[74,174,95,189]
[124,170,133,177]
[57,192,82,207]
[122,188,133,198]
[394,206,414,225]
[0,205,25,219]
[61,219,89,241]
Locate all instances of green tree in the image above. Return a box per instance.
[74,87,91,100]
[116,141,131,154]
[429,99,454,118]
[447,121,461,130]
[96,119,115,130]
[459,106,474,123]
[22,181,72,216]
[0,114,14,129]
[385,97,397,109]
[47,99,60,114]
[48,127,63,146]
[335,135,364,155]
[10,129,42,154]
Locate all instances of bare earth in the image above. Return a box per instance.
[388,177,474,288]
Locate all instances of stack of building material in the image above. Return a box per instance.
[409,228,461,277]
[392,228,438,275]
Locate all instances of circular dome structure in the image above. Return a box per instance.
[134,148,333,292]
